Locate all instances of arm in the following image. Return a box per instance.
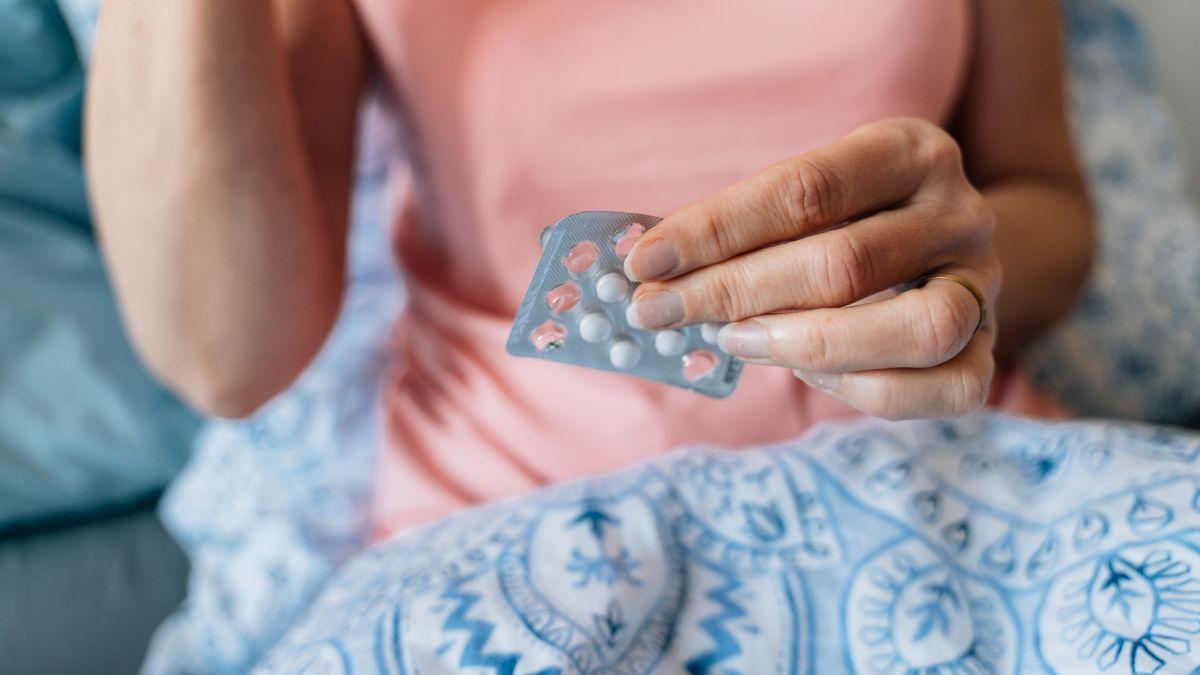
[87,0,367,417]
[955,0,1094,359]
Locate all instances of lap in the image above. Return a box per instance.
[257,414,1200,674]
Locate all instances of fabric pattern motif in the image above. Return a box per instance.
[257,413,1200,674]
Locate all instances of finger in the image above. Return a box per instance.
[624,118,962,282]
[794,325,996,420]
[716,272,988,372]
[629,201,980,328]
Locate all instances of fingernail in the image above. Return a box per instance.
[793,369,843,392]
[624,303,645,329]
[624,239,679,282]
[633,291,685,328]
[717,322,771,359]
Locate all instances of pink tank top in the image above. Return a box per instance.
[353,0,976,536]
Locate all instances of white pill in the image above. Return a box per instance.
[596,273,630,303]
[609,339,641,369]
[700,322,723,345]
[654,330,687,357]
[625,304,644,330]
[579,311,613,343]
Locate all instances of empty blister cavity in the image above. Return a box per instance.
[546,282,581,315]
[609,338,641,369]
[596,273,629,303]
[654,330,687,357]
[562,241,600,275]
[682,349,719,382]
[530,321,567,352]
[700,322,723,345]
[612,222,646,259]
[579,311,613,343]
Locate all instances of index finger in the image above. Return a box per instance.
[623,118,955,282]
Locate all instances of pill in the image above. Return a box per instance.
[613,222,646,258]
[624,304,644,330]
[579,312,613,343]
[539,225,554,249]
[683,349,719,382]
[609,339,641,369]
[596,273,630,303]
[530,321,567,352]
[700,322,723,345]
[562,241,600,274]
[546,282,581,315]
[654,330,687,357]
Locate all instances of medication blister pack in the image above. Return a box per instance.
[506,211,744,398]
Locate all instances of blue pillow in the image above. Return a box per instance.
[0,0,82,153]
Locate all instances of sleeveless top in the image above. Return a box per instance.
[350,0,973,536]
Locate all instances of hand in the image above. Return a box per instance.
[625,118,1000,420]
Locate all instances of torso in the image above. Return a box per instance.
[352,0,973,535]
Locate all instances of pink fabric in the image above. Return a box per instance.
[353,0,986,537]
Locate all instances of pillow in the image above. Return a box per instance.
[0,0,83,154]
[0,189,198,529]
[53,0,99,64]
[1022,0,1200,426]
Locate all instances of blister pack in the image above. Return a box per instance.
[506,211,744,398]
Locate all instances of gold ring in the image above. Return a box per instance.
[915,272,988,335]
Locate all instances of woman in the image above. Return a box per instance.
[88,0,1092,536]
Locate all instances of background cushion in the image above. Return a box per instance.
[0,502,189,675]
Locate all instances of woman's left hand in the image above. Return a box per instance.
[625,118,1000,420]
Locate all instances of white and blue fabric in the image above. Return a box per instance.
[257,413,1200,674]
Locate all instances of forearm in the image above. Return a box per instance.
[984,176,1093,359]
[88,1,351,415]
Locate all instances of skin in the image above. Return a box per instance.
[89,0,365,416]
[89,0,1091,420]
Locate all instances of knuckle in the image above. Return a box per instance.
[959,192,997,241]
[701,265,757,320]
[777,157,843,228]
[791,319,837,371]
[695,201,740,262]
[919,288,977,365]
[856,383,908,421]
[949,359,992,416]
[919,126,963,172]
[815,232,875,306]
[965,191,995,228]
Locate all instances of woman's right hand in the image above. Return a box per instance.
[89,0,367,417]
